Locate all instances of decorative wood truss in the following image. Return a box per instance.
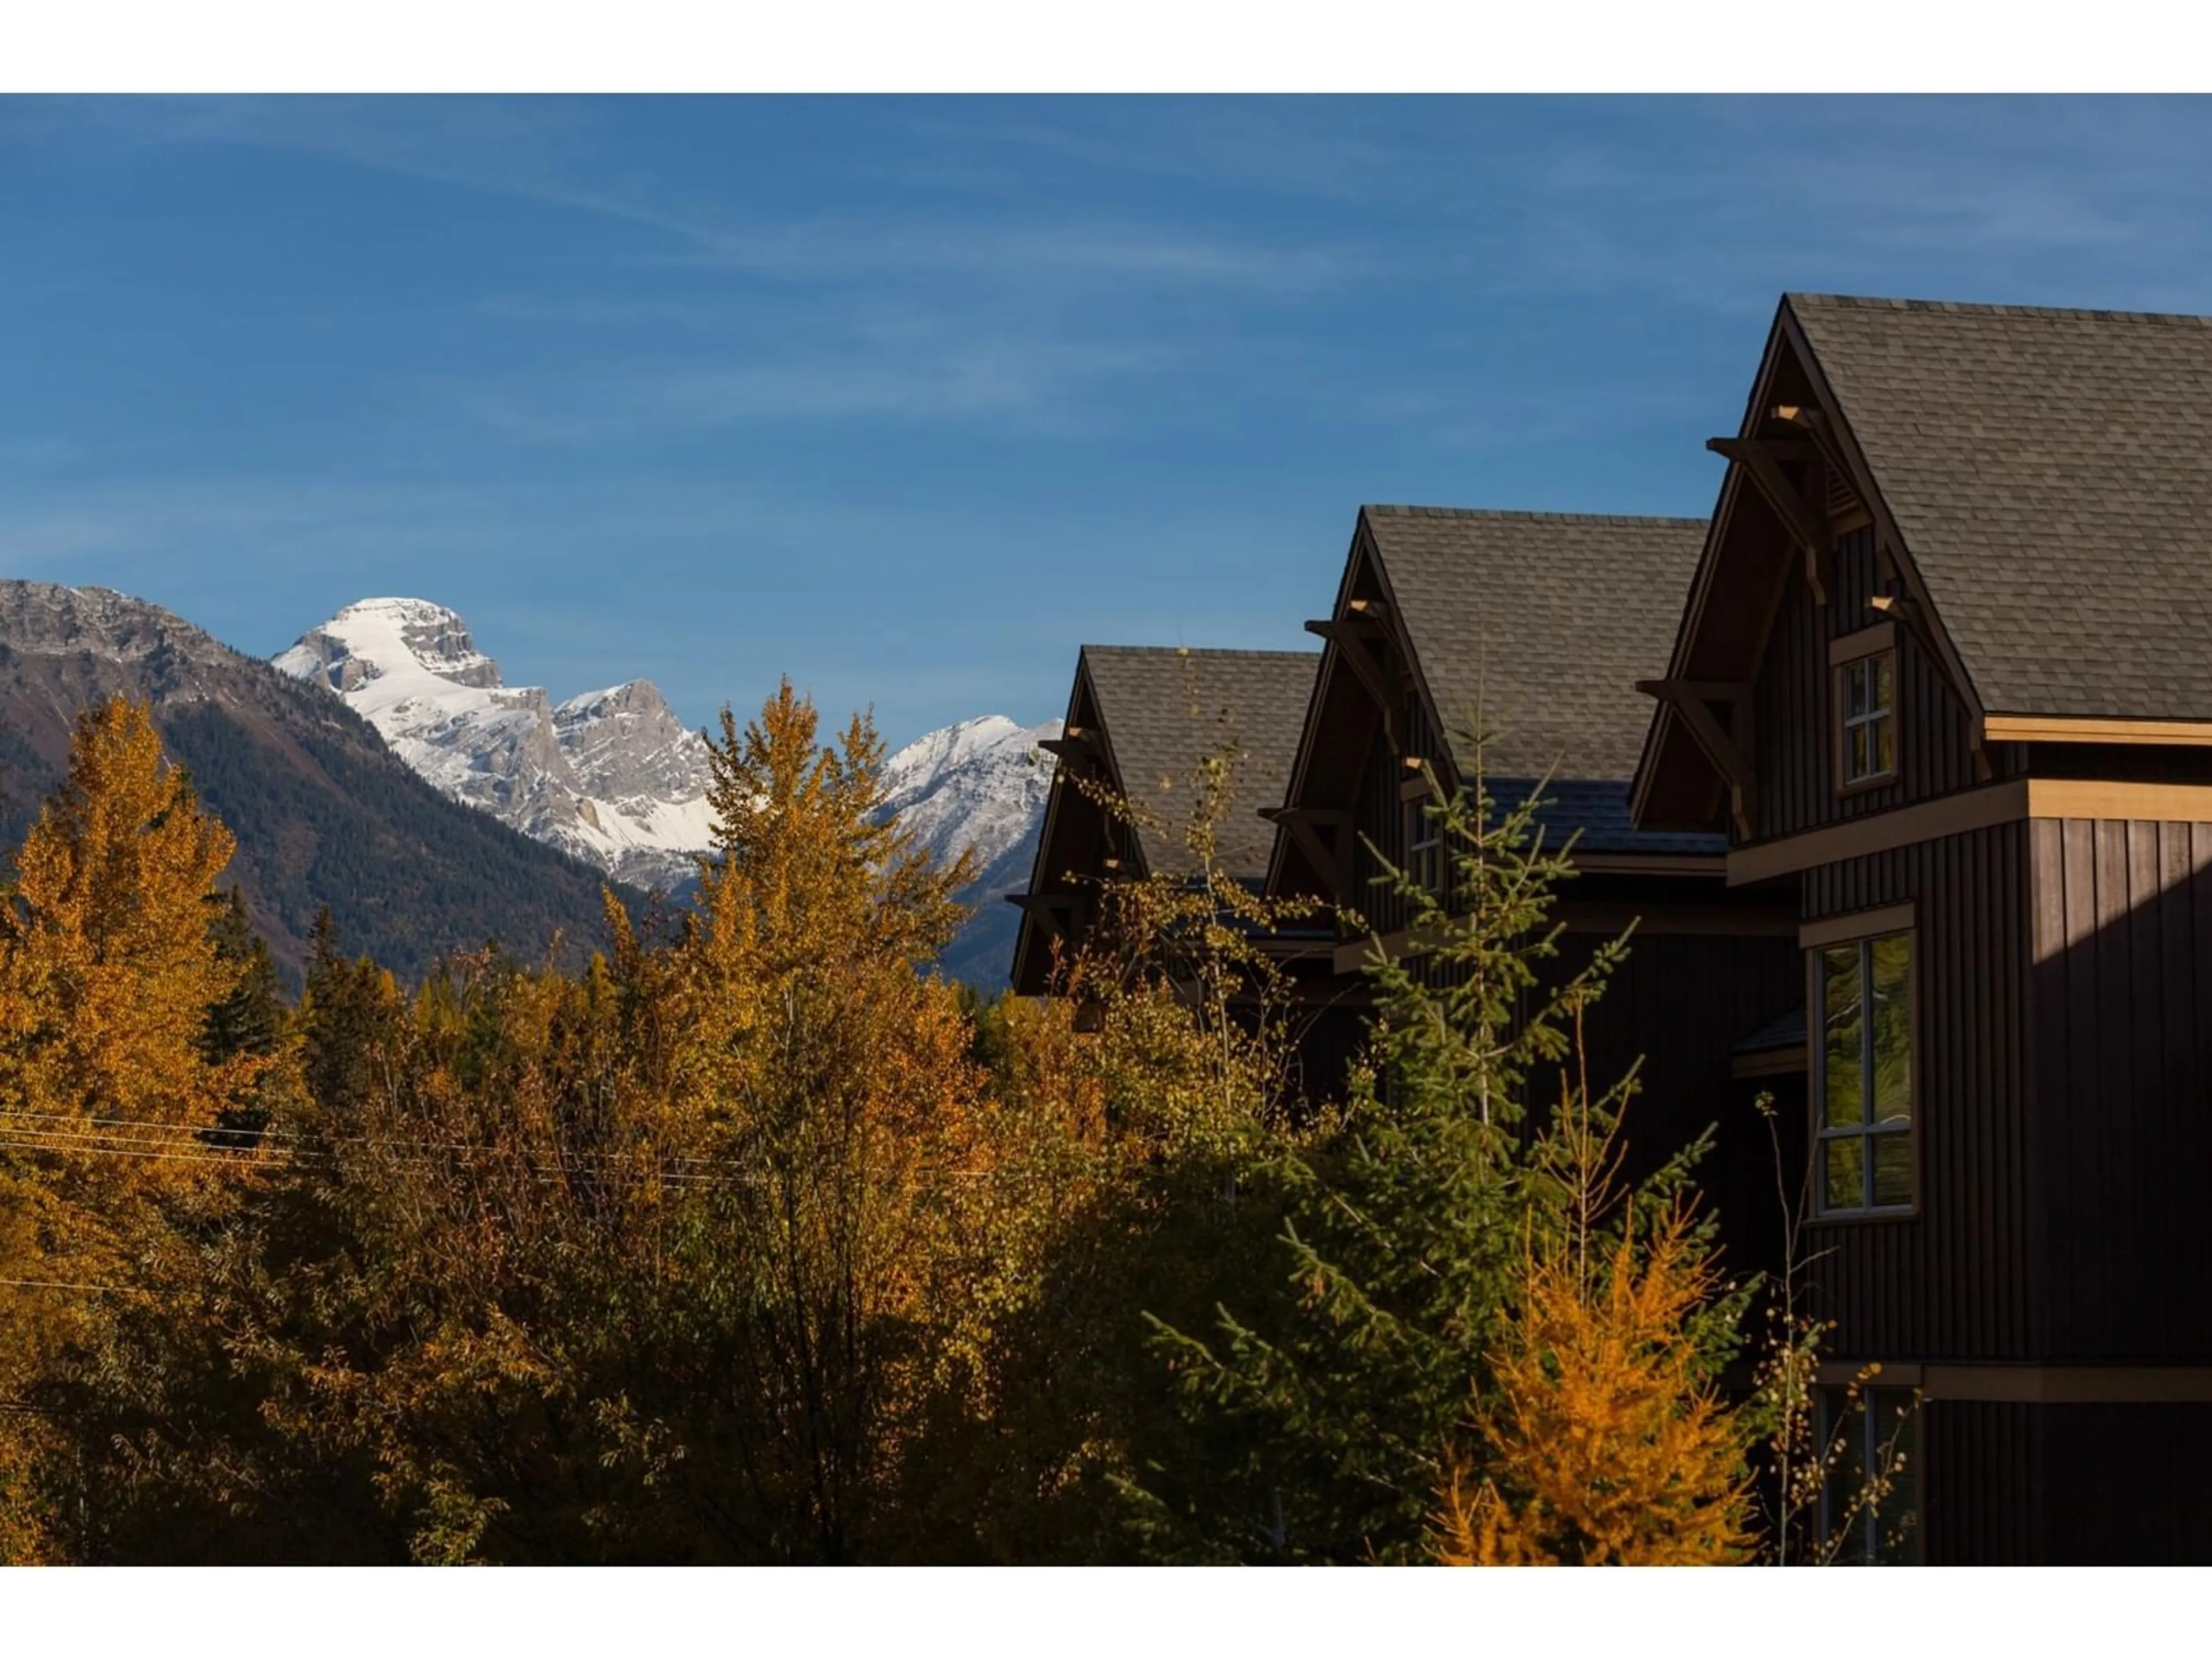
[1302,596,1404,753]
[1636,677,1755,839]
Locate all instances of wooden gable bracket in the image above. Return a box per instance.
[1709,436,1834,605]
[1304,616,1402,751]
[1261,804,1351,902]
[1039,726,1097,765]
[1637,679,1756,840]
[1006,891,1079,944]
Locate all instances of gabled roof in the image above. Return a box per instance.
[1268,507,1724,899]
[1364,506,1710,782]
[1080,645,1319,880]
[1787,293,2212,721]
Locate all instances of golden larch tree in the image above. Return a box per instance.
[1433,1059,1753,1567]
[0,696,267,1561]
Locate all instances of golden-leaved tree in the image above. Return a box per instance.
[220,680,1015,1564]
[1432,1066,1753,1566]
[0,696,268,1560]
[661,679,992,1560]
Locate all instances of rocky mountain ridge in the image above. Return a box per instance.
[0,582,634,981]
[274,599,716,890]
[275,598,1059,984]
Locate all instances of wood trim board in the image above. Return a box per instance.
[1725,777,2212,884]
[1814,1362,2212,1404]
[1983,714,2212,748]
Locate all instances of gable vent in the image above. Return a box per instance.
[1825,459,1862,521]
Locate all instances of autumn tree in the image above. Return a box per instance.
[654,679,994,1560]
[179,683,1014,1565]
[0,697,272,1560]
[1432,1066,1752,1566]
[946,709,1331,1563]
[1132,755,1743,1563]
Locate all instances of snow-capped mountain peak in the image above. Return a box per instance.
[275,596,503,698]
[275,599,715,889]
[881,714,1060,879]
[276,597,1062,982]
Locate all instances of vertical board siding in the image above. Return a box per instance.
[1540,924,1802,1286]
[1925,1402,2041,1565]
[2031,818,2212,1362]
[1346,687,1438,940]
[1751,527,1981,842]
[1801,821,2036,1362]
[2040,1403,2212,1563]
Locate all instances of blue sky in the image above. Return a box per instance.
[7,95,2212,746]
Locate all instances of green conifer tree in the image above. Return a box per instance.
[200,887,286,1146]
[1128,756,1743,1563]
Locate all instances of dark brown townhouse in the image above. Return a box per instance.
[1262,506,1805,1268]
[1634,293,2212,1563]
[1009,645,1358,1091]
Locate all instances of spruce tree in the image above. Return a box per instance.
[200,887,286,1146]
[1129,757,1741,1563]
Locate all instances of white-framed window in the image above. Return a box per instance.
[1837,649,1897,787]
[1816,1384,1921,1565]
[1815,928,1915,1215]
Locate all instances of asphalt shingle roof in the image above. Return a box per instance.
[1790,293,2212,722]
[1366,507,1711,780]
[1081,645,1319,880]
[1360,507,1723,855]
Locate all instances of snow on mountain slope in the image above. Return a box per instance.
[275,601,1059,982]
[274,598,714,889]
[881,715,1059,882]
[881,715,1061,987]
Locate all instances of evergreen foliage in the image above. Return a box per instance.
[1127,759,1745,1563]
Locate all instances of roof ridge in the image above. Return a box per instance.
[1080,643,1319,661]
[1362,504,1707,528]
[1788,291,2212,327]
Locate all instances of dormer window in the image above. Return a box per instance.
[1831,623,1899,790]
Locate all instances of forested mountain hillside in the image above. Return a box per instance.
[0,583,637,980]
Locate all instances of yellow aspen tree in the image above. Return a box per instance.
[662,680,992,1560]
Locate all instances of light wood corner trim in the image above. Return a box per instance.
[1800,902,1916,950]
[1828,619,1897,666]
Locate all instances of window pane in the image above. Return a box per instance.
[1870,933,1912,1123]
[1873,652,1895,714]
[1847,724,1869,780]
[1823,945,1865,1127]
[1845,661,1869,718]
[1873,712,1896,777]
[1873,1132,1913,1207]
[1824,1138,1865,1210]
[1870,1389,1920,1566]
[1821,1388,1871,1566]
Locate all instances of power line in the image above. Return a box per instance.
[0,1277,135,1292]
